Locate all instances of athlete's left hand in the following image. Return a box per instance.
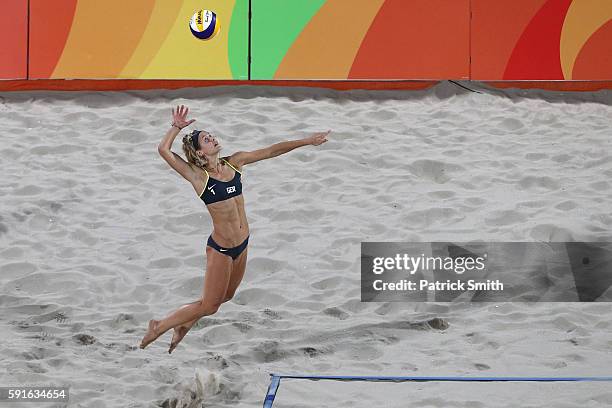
[306,130,330,146]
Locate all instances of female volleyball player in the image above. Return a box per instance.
[140,105,330,353]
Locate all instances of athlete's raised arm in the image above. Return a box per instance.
[157,105,196,182]
[230,130,330,167]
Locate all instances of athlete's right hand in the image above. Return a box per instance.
[306,130,330,146]
[171,105,196,129]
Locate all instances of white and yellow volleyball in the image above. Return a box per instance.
[189,10,220,40]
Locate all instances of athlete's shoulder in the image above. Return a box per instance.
[223,155,242,173]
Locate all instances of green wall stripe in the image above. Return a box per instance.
[251,0,327,79]
[228,0,249,80]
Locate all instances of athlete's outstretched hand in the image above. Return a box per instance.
[306,130,330,146]
[171,105,196,129]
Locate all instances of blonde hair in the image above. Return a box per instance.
[181,133,241,179]
[182,133,208,171]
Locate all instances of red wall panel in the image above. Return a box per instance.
[472,0,612,80]
[349,0,470,80]
[29,0,78,79]
[0,0,28,79]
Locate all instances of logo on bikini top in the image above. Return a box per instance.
[227,186,236,194]
[207,184,216,195]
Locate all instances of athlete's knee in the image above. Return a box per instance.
[222,291,235,303]
[197,299,222,316]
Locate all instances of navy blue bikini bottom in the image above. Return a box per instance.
[207,234,249,260]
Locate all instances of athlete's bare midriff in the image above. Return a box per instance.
[191,162,249,248]
[206,195,249,247]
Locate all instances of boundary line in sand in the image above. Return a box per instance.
[262,373,612,408]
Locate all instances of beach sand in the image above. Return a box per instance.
[1,82,611,407]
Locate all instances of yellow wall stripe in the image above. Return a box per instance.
[560,0,612,79]
[141,0,235,79]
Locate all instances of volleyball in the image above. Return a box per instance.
[189,10,220,40]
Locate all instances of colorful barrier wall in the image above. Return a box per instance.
[251,0,470,80]
[472,0,612,80]
[1,0,611,83]
[0,0,28,79]
[29,0,248,80]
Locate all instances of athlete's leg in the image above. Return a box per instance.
[224,246,248,302]
[175,250,243,336]
[168,238,248,353]
[140,245,232,349]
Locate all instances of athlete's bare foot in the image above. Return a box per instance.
[139,319,162,349]
[168,325,191,354]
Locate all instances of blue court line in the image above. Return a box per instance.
[263,374,612,407]
[263,375,281,408]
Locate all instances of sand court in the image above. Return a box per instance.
[1,82,611,407]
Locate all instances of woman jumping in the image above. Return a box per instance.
[139,105,330,353]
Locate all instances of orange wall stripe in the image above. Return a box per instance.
[52,0,155,78]
[119,2,183,78]
[275,0,385,79]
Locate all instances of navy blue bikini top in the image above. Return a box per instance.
[199,158,243,205]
